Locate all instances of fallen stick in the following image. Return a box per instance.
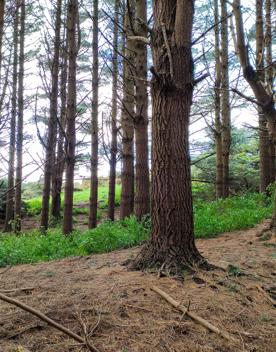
[0,287,37,294]
[151,286,239,344]
[256,285,276,307]
[0,292,100,352]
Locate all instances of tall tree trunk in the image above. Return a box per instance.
[0,0,5,72]
[264,0,275,184]
[41,0,62,231]
[120,0,135,219]
[256,0,271,193]
[51,29,68,219]
[214,0,223,199]
[233,0,276,234]
[107,0,119,221]
[132,0,204,272]
[14,0,25,232]
[220,0,231,198]
[4,4,18,232]
[62,0,78,235]
[88,0,99,229]
[134,0,150,220]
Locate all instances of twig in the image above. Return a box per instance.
[256,285,276,307]
[161,23,173,78]
[0,266,12,275]
[0,292,100,352]
[0,287,37,294]
[151,286,239,344]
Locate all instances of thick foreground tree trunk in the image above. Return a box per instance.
[62,0,77,235]
[41,0,62,231]
[14,0,25,232]
[132,0,204,273]
[107,0,119,221]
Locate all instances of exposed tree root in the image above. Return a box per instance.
[128,242,212,277]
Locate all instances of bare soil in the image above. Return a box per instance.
[0,221,275,352]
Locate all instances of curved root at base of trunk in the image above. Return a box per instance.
[127,242,212,277]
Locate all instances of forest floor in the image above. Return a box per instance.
[0,221,275,352]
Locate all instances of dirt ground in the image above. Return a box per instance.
[0,221,275,352]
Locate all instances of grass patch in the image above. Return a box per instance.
[1,192,272,267]
[0,217,148,267]
[26,185,121,216]
[194,193,272,238]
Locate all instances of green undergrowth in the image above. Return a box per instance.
[0,192,272,267]
[0,217,148,267]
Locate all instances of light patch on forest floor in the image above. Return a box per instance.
[0,221,275,352]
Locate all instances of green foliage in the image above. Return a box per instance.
[194,193,272,238]
[0,217,148,267]
[25,185,122,216]
[1,192,272,267]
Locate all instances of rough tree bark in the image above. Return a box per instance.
[256,0,271,193]
[4,4,18,232]
[120,0,135,219]
[132,0,204,272]
[214,0,223,199]
[0,0,5,71]
[107,0,119,221]
[264,0,275,185]
[88,0,99,229]
[14,0,25,232]
[63,0,78,235]
[220,0,231,198]
[51,27,68,219]
[41,0,62,231]
[233,0,276,234]
[134,0,150,220]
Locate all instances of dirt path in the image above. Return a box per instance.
[0,221,275,351]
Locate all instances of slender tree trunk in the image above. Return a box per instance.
[120,0,135,219]
[14,0,25,232]
[214,0,223,199]
[0,0,5,72]
[220,0,231,198]
[134,0,150,220]
[88,0,99,229]
[107,0,119,221]
[41,0,62,231]
[256,0,270,193]
[132,0,204,272]
[62,0,78,235]
[4,4,18,232]
[264,0,275,184]
[51,30,68,219]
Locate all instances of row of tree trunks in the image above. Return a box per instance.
[4,3,18,232]
[40,0,62,231]
[0,0,5,71]
[14,0,25,232]
[120,0,135,220]
[89,0,99,229]
[107,0,119,221]
[62,0,78,235]
[233,0,276,233]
